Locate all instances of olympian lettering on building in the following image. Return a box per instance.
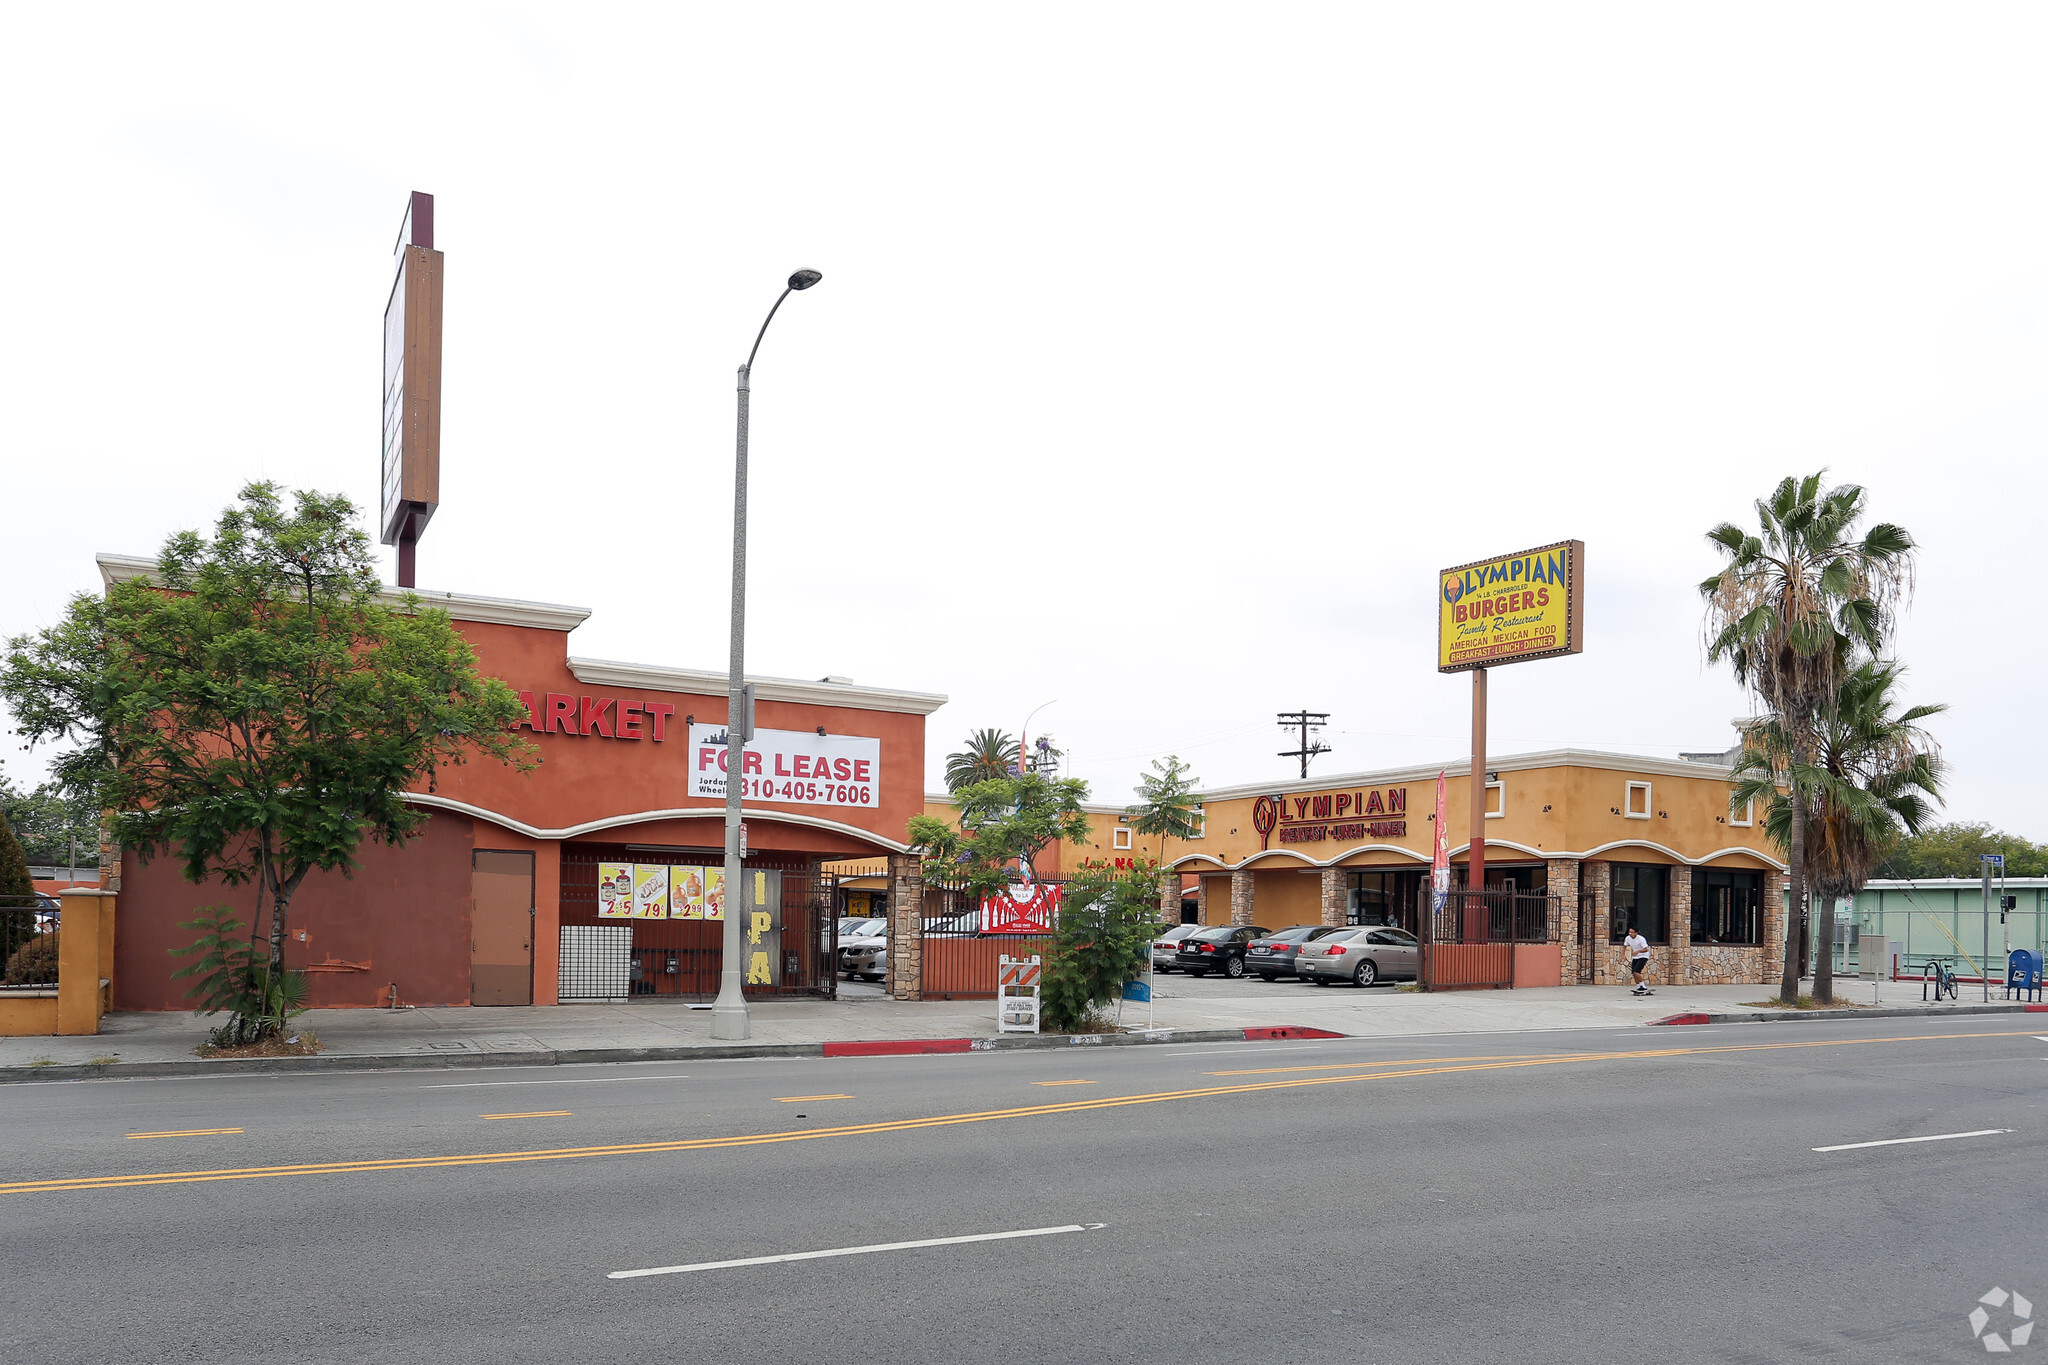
[1252,787,1408,849]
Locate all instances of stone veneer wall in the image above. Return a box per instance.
[1546,859,1582,983]
[1320,869,1346,927]
[887,853,923,1001]
[1585,863,1783,987]
[1159,872,1180,923]
[1230,870,1254,926]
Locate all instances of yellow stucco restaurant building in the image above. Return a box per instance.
[914,747,1787,990]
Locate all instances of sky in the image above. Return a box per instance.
[3,4,2044,829]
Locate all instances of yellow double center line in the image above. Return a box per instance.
[5,1030,2030,1197]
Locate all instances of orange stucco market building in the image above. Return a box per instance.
[96,554,947,1013]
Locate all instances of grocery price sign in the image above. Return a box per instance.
[1437,540,1585,673]
[688,724,882,809]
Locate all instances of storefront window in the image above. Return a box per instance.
[1691,869,1761,945]
[1609,865,1668,944]
[1347,871,1422,930]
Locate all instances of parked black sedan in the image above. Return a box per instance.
[1244,924,1345,980]
[1174,924,1272,979]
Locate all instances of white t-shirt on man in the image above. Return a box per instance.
[1624,932,1649,961]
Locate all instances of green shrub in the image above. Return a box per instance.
[168,905,309,1045]
[3,930,58,986]
[1041,861,1164,1032]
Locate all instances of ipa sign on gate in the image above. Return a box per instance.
[688,724,881,809]
[1437,540,1585,672]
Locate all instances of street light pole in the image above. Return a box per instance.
[710,268,823,1043]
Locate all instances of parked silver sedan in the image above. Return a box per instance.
[1150,923,1205,973]
[1295,926,1420,987]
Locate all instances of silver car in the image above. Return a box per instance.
[838,918,888,981]
[1296,926,1420,987]
[1150,923,1205,973]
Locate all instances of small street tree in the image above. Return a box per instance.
[0,483,534,1035]
[1040,858,1163,1032]
[1126,755,1202,914]
[908,770,1091,901]
[1732,658,1944,998]
[943,728,1021,793]
[1701,473,1914,1004]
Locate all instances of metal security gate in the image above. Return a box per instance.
[559,844,837,1001]
[919,875,1058,1000]
[1420,886,1557,991]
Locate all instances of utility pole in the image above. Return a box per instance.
[1276,710,1330,780]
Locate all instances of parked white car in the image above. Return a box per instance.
[1150,923,1205,973]
[838,918,887,982]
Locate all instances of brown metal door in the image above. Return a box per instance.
[472,850,535,1006]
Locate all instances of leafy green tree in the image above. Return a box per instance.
[1040,859,1164,1032]
[0,807,32,903]
[0,807,38,976]
[1875,823,2048,879]
[1732,658,1944,997]
[0,779,99,870]
[944,728,1020,792]
[0,483,534,1034]
[908,771,1091,900]
[1701,473,1914,1003]
[1126,755,1202,909]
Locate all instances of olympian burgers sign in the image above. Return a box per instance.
[1437,540,1585,673]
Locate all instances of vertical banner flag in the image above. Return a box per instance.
[598,862,635,919]
[1430,770,1450,916]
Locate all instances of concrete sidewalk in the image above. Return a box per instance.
[2,973,2036,1082]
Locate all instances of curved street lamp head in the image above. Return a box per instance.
[787,268,823,291]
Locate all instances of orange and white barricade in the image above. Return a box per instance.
[998,954,1042,1034]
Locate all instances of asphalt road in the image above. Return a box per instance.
[2,1015,2044,1364]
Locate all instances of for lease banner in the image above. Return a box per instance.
[1437,540,1585,673]
[688,724,882,809]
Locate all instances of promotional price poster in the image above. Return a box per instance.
[703,866,727,921]
[631,865,670,919]
[669,866,707,920]
[688,724,881,809]
[1437,540,1584,672]
[598,863,635,919]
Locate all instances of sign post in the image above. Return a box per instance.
[1436,541,1584,937]
[1982,853,2003,1001]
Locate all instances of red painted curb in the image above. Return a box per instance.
[1242,1026,1346,1041]
[2027,1003,2048,1013]
[823,1039,974,1057]
[1648,1012,1713,1026]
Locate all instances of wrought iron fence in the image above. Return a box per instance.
[917,875,1066,999]
[1418,886,1557,991]
[1,896,59,990]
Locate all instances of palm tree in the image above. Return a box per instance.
[1127,756,1203,915]
[944,728,1019,793]
[1731,659,1944,1000]
[1701,473,1914,1004]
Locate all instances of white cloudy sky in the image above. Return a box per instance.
[3,4,2043,829]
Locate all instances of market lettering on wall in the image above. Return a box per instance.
[514,691,677,740]
[1252,788,1408,850]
